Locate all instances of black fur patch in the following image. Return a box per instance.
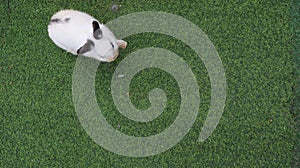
[50,18,61,23]
[65,18,71,22]
[50,18,70,24]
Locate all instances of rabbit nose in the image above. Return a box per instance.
[113,50,119,58]
[107,50,119,62]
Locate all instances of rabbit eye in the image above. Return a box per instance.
[110,42,114,48]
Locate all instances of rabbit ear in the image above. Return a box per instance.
[77,40,94,55]
[92,21,103,39]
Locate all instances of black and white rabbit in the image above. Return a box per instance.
[48,9,127,62]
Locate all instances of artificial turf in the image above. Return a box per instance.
[0,0,298,167]
[291,0,300,167]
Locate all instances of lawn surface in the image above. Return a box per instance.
[1,0,299,167]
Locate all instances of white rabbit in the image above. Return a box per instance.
[48,9,127,62]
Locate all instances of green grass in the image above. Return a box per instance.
[291,0,300,167]
[0,0,298,167]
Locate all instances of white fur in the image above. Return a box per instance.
[47,9,127,62]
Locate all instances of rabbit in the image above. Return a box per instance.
[47,9,127,62]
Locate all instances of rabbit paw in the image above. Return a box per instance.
[117,40,127,49]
